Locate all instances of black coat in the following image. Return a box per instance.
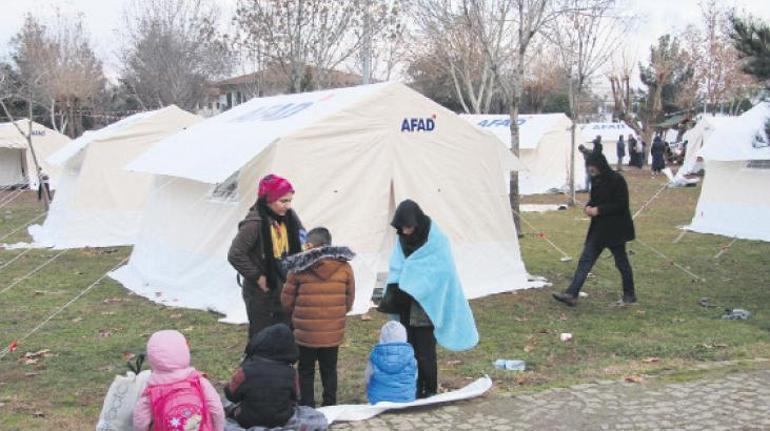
[586,155,635,246]
[225,324,299,429]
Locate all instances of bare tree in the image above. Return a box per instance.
[233,0,394,93]
[547,0,627,204]
[9,12,105,137]
[120,0,232,110]
[609,34,694,159]
[411,0,511,114]
[463,0,575,231]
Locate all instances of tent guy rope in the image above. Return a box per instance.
[0,257,129,361]
[0,249,67,294]
[0,248,32,273]
[0,211,46,243]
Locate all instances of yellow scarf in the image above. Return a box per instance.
[270,222,289,259]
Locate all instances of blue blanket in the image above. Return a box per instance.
[386,224,479,351]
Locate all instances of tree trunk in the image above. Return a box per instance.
[509,66,523,237]
[567,73,577,206]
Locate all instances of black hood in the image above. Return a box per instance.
[391,199,431,258]
[283,246,355,274]
[245,323,299,364]
[586,152,613,175]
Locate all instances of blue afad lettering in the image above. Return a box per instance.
[31,130,45,136]
[401,117,436,132]
[233,102,314,122]
[477,118,525,127]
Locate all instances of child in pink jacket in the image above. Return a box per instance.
[133,330,225,431]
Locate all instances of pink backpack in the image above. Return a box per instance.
[146,371,212,431]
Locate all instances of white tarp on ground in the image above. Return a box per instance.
[462,114,584,195]
[686,102,770,242]
[0,120,70,188]
[317,376,493,424]
[26,106,201,248]
[678,115,732,176]
[111,82,540,323]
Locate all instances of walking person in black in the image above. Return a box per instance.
[616,135,625,171]
[553,152,636,306]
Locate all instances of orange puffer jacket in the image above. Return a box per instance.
[281,247,356,348]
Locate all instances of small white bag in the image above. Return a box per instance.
[96,362,151,431]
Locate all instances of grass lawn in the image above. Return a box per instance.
[1,169,769,430]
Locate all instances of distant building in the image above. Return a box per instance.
[197,65,363,117]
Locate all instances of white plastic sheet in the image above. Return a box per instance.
[317,376,493,424]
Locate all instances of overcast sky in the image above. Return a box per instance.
[1,0,769,84]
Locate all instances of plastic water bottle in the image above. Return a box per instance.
[494,359,526,371]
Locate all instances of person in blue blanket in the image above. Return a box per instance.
[365,321,417,404]
[386,200,479,399]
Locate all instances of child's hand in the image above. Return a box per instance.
[258,276,269,293]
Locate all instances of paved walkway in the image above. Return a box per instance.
[331,369,770,430]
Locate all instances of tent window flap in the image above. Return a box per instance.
[209,170,240,202]
[746,160,770,170]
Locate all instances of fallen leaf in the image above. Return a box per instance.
[24,372,40,378]
[446,360,463,367]
[182,326,195,333]
[103,297,123,304]
[71,316,83,323]
[21,358,38,365]
[559,313,569,321]
[122,352,136,362]
[624,374,644,383]
[169,313,183,319]
[642,357,661,363]
[0,402,5,407]
[34,290,45,296]
[360,314,372,321]
[514,316,528,322]
[635,310,647,316]
[32,411,45,417]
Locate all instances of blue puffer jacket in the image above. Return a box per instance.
[367,342,417,404]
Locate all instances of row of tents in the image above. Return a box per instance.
[2,83,768,322]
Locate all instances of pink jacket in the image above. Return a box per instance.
[133,330,225,431]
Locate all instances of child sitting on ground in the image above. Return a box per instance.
[133,330,225,431]
[224,324,300,429]
[365,321,418,404]
[281,227,356,408]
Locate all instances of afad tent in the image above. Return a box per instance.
[678,115,732,176]
[0,120,69,188]
[462,113,584,195]
[27,106,201,248]
[580,122,637,164]
[111,82,537,323]
[686,102,770,242]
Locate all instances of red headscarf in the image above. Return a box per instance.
[258,174,295,203]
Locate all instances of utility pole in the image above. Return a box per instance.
[362,0,372,85]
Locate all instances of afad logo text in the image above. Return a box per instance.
[401,114,436,132]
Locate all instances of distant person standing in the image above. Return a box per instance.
[651,134,666,177]
[616,135,625,171]
[628,134,638,168]
[553,152,636,307]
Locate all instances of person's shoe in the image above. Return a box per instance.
[614,296,637,306]
[552,292,578,306]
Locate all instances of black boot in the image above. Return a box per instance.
[552,292,578,306]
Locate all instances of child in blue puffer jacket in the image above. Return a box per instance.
[365,321,418,404]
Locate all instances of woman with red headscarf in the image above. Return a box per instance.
[228,174,305,346]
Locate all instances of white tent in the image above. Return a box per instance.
[27,106,201,248]
[580,122,637,164]
[111,82,538,323]
[0,120,69,188]
[463,113,584,195]
[678,115,732,176]
[686,102,770,242]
